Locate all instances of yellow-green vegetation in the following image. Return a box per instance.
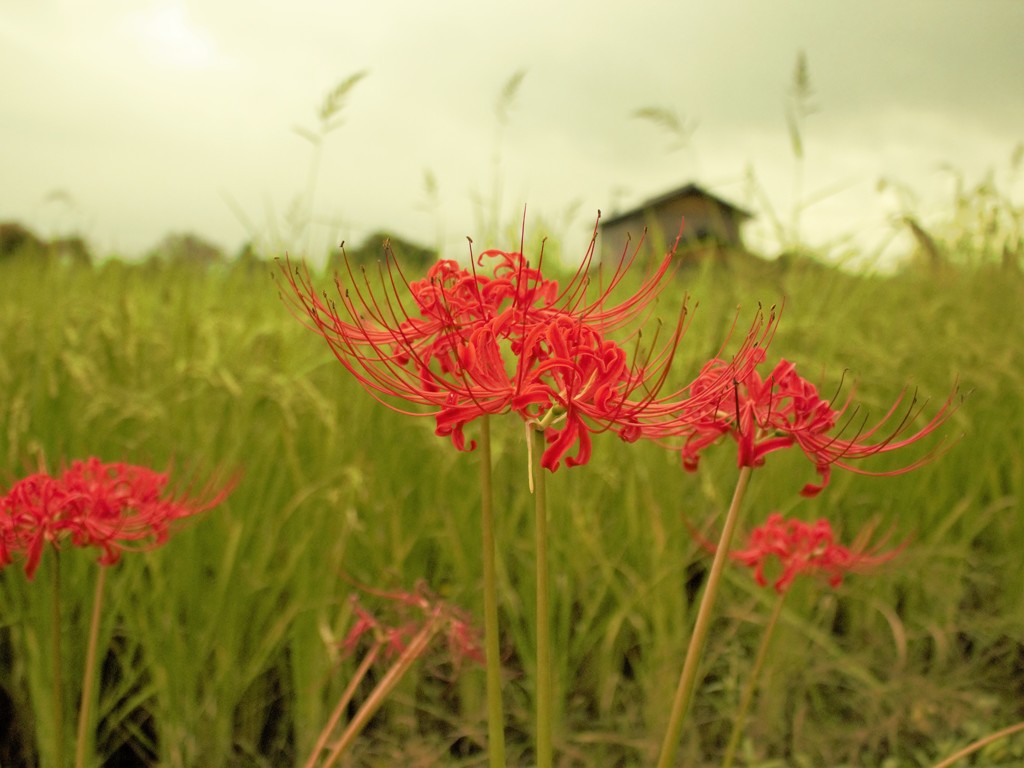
[0,246,1021,767]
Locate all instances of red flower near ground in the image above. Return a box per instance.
[730,512,899,593]
[0,459,233,579]
[278,219,776,471]
[678,352,958,495]
[340,583,484,666]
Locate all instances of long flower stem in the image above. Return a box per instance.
[531,427,553,768]
[479,416,508,767]
[302,643,381,768]
[721,590,785,768]
[51,553,64,768]
[656,466,753,768]
[320,612,443,768]
[75,566,108,768]
[930,720,1024,768]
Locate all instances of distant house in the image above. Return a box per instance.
[599,182,753,266]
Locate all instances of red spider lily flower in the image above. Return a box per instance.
[278,217,776,472]
[340,584,484,666]
[678,352,958,496]
[446,615,485,666]
[730,512,900,593]
[446,285,772,471]
[341,601,381,657]
[0,473,68,578]
[0,458,234,579]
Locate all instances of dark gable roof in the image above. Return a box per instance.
[600,182,753,227]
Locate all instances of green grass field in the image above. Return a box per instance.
[1,247,1022,767]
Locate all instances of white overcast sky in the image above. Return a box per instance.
[1,0,1022,267]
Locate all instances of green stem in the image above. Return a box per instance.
[930,719,1024,768]
[75,566,108,768]
[721,590,785,768]
[656,466,753,768]
[479,416,507,767]
[302,642,381,768]
[51,553,64,768]
[320,612,443,768]
[531,427,553,768]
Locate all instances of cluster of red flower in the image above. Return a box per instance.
[0,458,231,579]
[730,512,901,593]
[341,583,484,665]
[281,232,773,471]
[279,229,955,485]
[679,352,957,496]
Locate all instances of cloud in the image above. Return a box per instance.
[1,0,1020,264]
[119,3,225,72]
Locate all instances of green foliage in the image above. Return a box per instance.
[632,107,697,152]
[0,221,94,266]
[297,71,370,145]
[785,50,817,162]
[223,72,370,264]
[880,143,1024,272]
[145,232,226,266]
[0,249,1022,766]
[495,70,527,127]
[339,231,437,274]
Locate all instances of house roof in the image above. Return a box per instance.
[600,182,753,227]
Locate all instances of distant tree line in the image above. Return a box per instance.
[330,231,437,275]
[0,221,92,265]
[0,220,436,273]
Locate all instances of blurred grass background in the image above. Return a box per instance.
[0,242,1021,766]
